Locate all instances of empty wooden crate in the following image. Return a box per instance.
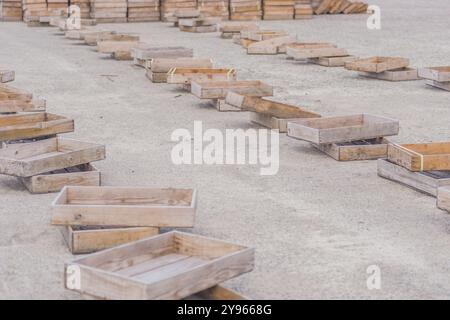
[313,138,389,161]
[51,186,197,227]
[65,231,254,299]
[345,57,410,73]
[387,142,450,172]
[191,80,273,99]
[287,114,399,144]
[0,112,74,141]
[0,138,105,177]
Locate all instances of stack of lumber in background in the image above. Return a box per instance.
[294,0,312,19]
[314,0,368,14]
[161,0,198,21]
[345,57,419,81]
[419,67,450,91]
[263,0,295,20]
[0,0,23,21]
[46,0,68,16]
[22,0,48,22]
[127,0,160,22]
[72,0,91,19]
[286,114,399,161]
[90,0,127,23]
[229,0,262,20]
[197,0,229,20]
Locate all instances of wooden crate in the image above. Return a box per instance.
[150,58,214,73]
[263,0,295,20]
[145,71,169,83]
[0,69,15,83]
[0,112,74,141]
[0,138,105,177]
[131,47,193,67]
[21,164,101,194]
[287,45,348,60]
[437,186,450,212]
[219,22,259,33]
[61,225,159,254]
[358,68,419,81]
[97,41,142,54]
[378,159,450,197]
[246,30,287,41]
[191,80,273,99]
[209,99,243,112]
[287,114,399,144]
[312,138,389,161]
[345,57,410,74]
[0,84,33,102]
[167,68,237,85]
[0,98,46,113]
[83,31,117,46]
[65,231,254,300]
[229,0,262,21]
[418,66,450,82]
[225,93,320,119]
[387,142,450,172]
[51,186,197,227]
[307,55,358,67]
[425,80,450,92]
[247,35,297,55]
[179,25,218,33]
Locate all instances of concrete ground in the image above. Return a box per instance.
[1,0,450,299]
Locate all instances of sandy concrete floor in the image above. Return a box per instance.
[1,0,450,299]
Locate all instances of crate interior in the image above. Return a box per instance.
[61,186,194,206]
[400,142,450,156]
[76,232,247,283]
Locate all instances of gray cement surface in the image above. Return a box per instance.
[0,0,449,299]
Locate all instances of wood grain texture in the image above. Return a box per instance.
[345,57,410,73]
[358,68,419,81]
[312,138,389,161]
[167,68,237,85]
[437,186,450,212]
[150,58,213,73]
[308,55,358,67]
[191,80,273,99]
[247,36,297,55]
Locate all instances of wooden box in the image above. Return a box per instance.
[308,55,358,67]
[387,142,450,172]
[0,98,46,113]
[345,57,410,74]
[20,164,101,194]
[437,186,450,212]
[179,25,218,33]
[191,80,273,99]
[287,114,399,144]
[425,80,450,92]
[0,70,15,83]
[97,41,142,54]
[83,31,117,46]
[378,159,450,197]
[246,30,287,41]
[0,84,33,102]
[65,231,254,300]
[146,71,169,83]
[287,46,348,60]
[167,68,237,85]
[149,58,214,73]
[418,66,450,82]
[312,138,389,161]
[0,138,105,177]
[131,47,193,68]
[61,225,159,254]
[247,36,297,55]
[51,186,197,228]
[0,112,74,141]
[358,68,419,81]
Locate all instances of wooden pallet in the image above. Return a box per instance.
[437,186,450,212]
[312,138,389,161]
[226,93,320,119]
[418,66,450,82]
[378,159,450,197]
[21,164,101,194]
[0,69,15,83]
[287,114,399,144]
[167,68,237,85]
[61,225,159,254]
[387,142,450,172]
[307,55,358,67]
[425,80,450,92]
[65,231,254,300]
[247,35,297,54]
[0,138,105,177]
[191,80,273,99]
[131,47,193,68]
[358,67,419,81]
[0,112,74,141]
[345,57,410,73]
[51,186,197,227]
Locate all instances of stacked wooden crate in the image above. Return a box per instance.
[294,0,312,19]
[345,57,419,81]
[229,0,262,21]
[0,0,23,21]
[197,0,229,20]
[127,0,160,22]
[22,0,47,22]
[287,114,400,161]
[90,0,128,23]
[161,0,198,21]
[419,67,450,91]
[46,0,68,16]
[378,143,450,202]
[72,0,91,19]
[263,0,295,20]
[314,0,368,14]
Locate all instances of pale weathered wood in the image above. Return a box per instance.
[312,138,389,161]
[418,66,450,82]
[308,55,358,67]
[51,186,197,228]
[219,22,258,33]
[0,98,46,113]
[191,80,273,99]
[145,71,169,83]
[131,47,193,62]
[97,41,142,54]
[387,142,450,172]
[0,84,33,101]
[65,231,254,300]
[0,70,15,83]
[425,80,450,92]
[210,99,243,112]
[437,186,450,212]
[287,46,349,60]
[179,25,217,33]
[345,57,410,73]
[178,17,221,27]
[378,159,450,197]
[20,163,101,194]
[247,36,297,55]
[358,68,419,81]
[150,58,214,73]
[246,30,288,41]
[61,225,160,254]
[83,31,117,46]
[0,112,74,141]
[287,114,399,144]
[167,68,237,85]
